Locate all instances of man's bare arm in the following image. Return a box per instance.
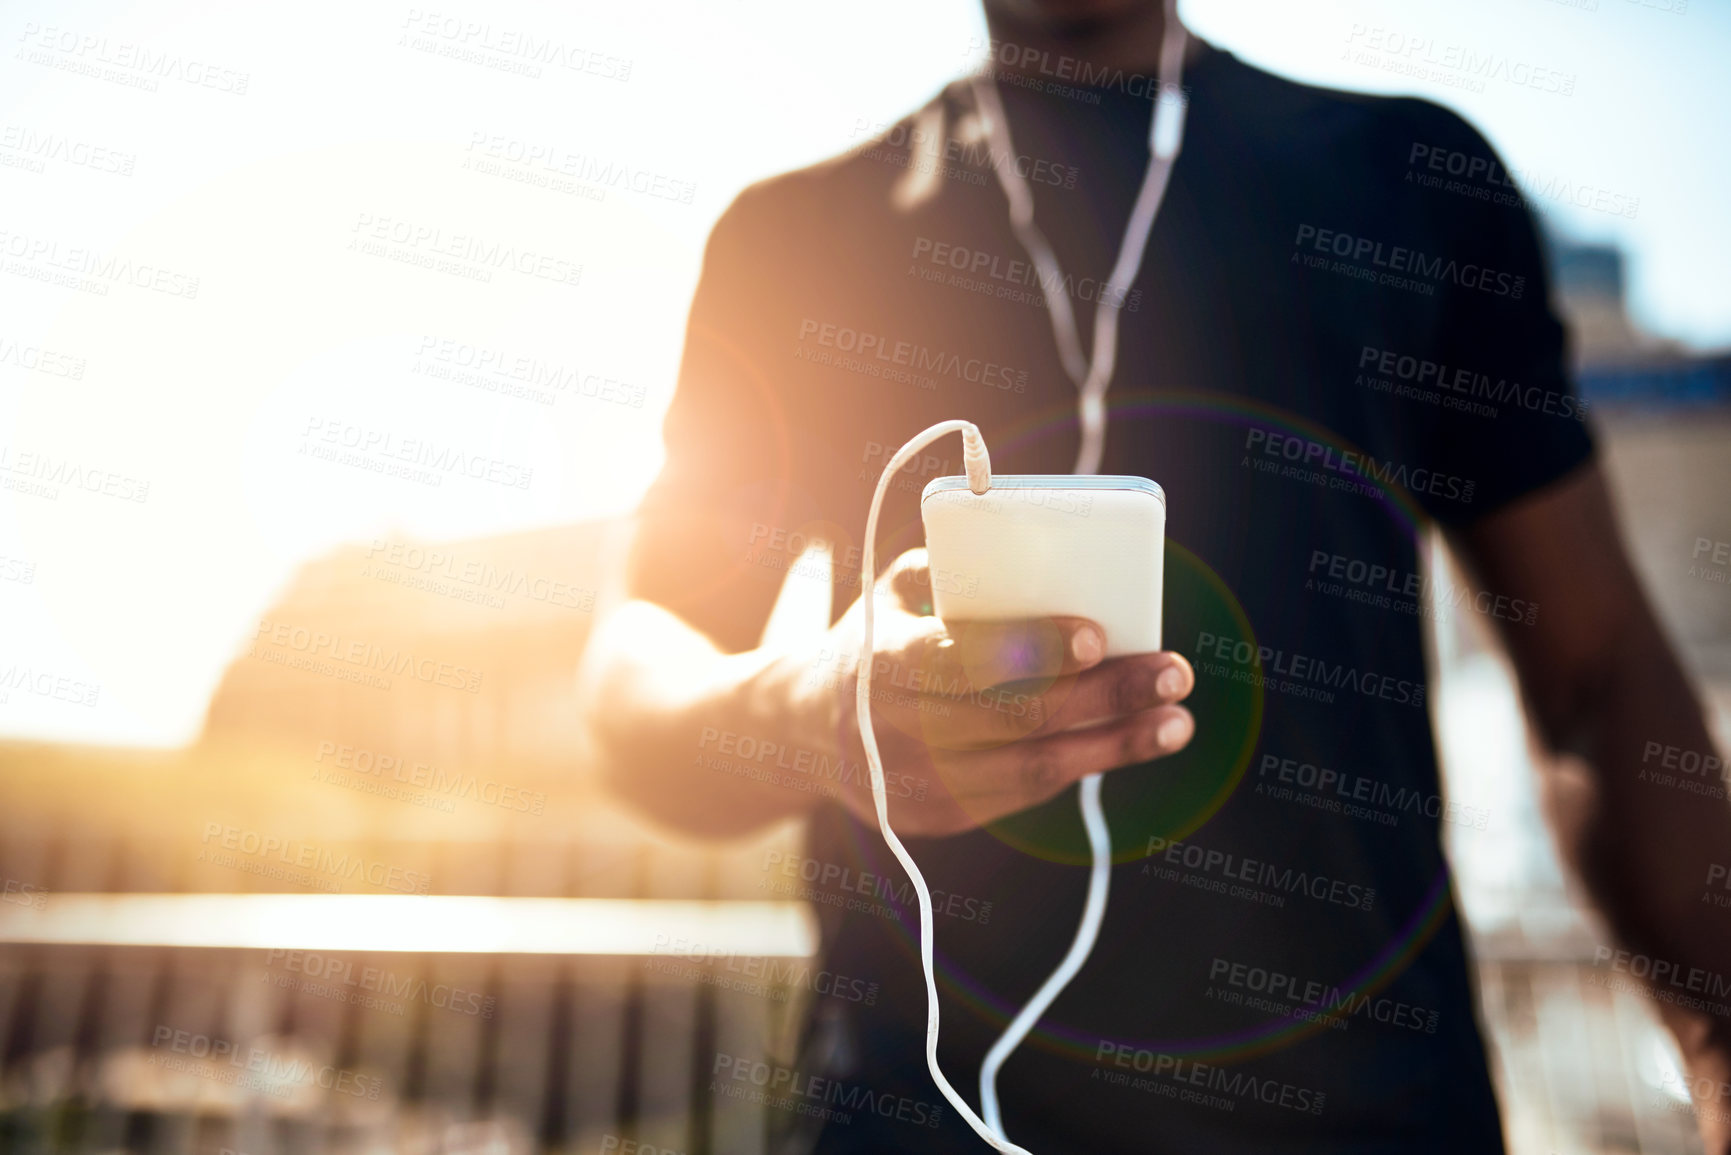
[1448,461,1731,1150]
[577,551,1197,842]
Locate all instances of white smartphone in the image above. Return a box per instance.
[920,474,1165,658]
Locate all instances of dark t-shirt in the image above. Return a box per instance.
[631,42,1593,1153]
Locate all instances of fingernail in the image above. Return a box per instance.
[1157,667,1184,698]
[1070,626,1104,664]
[1157,715,1190,749]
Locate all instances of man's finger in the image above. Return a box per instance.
[877,550,1107,686]
[1033,652,1195,735]
[871,613,1105,708]
[866,622,1099,747]
[883,548,935,613]
[887,650,1193,752]
[893,675,1054,751]
[940,705,1195,811]
[943,616,1106,690]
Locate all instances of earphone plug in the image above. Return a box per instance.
[963,424,993,494]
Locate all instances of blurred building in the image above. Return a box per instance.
[1550,234,1731,410]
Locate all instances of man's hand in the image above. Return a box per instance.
[1662,1009,1731,1155]
[1450,461,1731,1155]
[769,548,1196,837]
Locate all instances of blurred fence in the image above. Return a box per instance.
[0,814,810,1155]
[0,839,1713,1155]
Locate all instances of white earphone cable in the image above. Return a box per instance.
[967,0,1188,474]
[967,0,1190,1141]
[858,421,1033,1155]
[857,6,1190,1148]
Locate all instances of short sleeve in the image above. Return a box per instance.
[627,190,783,652]
[626,185,847,654]
[1414,118,1596,526]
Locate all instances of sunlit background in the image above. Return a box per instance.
[1,1,1728,1153]
[1,0,1727,746]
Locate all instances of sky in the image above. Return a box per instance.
[0,0,1724,746]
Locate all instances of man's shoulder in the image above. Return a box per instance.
[715,50,1502,225]
[702,48,1510,269]
[1206,46,1498,178]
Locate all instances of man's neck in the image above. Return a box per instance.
[980,7,1200,86]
